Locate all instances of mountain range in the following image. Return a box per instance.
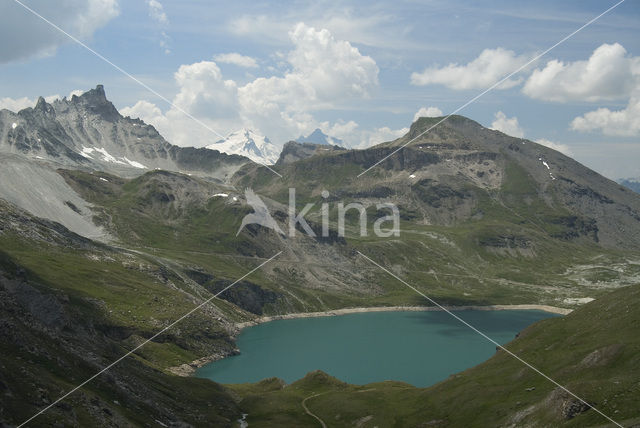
[1,85,639,426]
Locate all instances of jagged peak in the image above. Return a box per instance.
[34,96,47,109]
[65,84,121,122]
[74,84,107,103]
[32,96,56,115]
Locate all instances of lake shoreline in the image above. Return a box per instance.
[167,304,571,377]
[235,304,572,330]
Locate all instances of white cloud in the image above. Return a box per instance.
[0,97,39,112]
[121,61,241,146]
[413,106,443,121]
[320,120,359,143]
[411,48,530,90]
[489,112,573,155]
[214,53,258,68]
[523,43,640,102]
[490,111,524,137]
[536,139,572,156]
[120,23,380,148]
[68,89,84,98]
[363,126,409,147]
[172,61,239,119]
[0,0,119,64]
[238,23,378,141]
[145,1,170,53]
[146,0,168,24]
[0,90,83,112]
[120,100,164,123]
[570,95,640,136]
[227,9,420,52]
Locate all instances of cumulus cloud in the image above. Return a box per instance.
[236,23,378,141]
[490,111,524,138]
[121,62,241,146]
[239,23,378,115]
[120,100,164,123]
[570,95,640,136]
[0,90,82,112]
[0,96,41,112]
[523,43,640,102]
[488,111,572,155]
[411,48,530,90]
[413,106,443,121]
[214,53,258,68]
[536,138,572,156]
[362,126,409,147]
[120,23,379,147]
[0,0,119,64]
[146,0,167,24]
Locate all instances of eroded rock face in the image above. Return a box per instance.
[545,388,593,420]
[561,398,592,419]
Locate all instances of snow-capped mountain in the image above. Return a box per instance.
[206,128,281,165]
[296,128,344,146]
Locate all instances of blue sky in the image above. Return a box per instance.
[0,0,639,179]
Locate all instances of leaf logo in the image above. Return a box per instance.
[236,188,284,236]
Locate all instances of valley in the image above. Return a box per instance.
[0,86,639,427]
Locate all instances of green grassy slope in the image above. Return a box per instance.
[0,200,252,426]
[58,164,640,314]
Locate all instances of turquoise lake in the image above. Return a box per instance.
[196,310,556,387]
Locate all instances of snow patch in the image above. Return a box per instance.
[538,157,555,180]
[99,177,109,182]
[563,297,594,305]
[11,122,17,129]
[94,147,126,165]
[212,193,229,198]
[409,174,416,179]
[79,147,146,168]
[123,157,147,169]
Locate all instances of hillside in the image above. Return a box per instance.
[0,199,249,426]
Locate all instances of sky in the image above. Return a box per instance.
[0,0,639,179]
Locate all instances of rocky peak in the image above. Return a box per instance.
[33,96,55,115]
[68,84,120,122]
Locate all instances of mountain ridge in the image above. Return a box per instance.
[0,85,250,178]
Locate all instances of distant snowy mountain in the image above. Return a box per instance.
[619,178,640,193]
[206,129,280,165]
[296,128,344,146]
